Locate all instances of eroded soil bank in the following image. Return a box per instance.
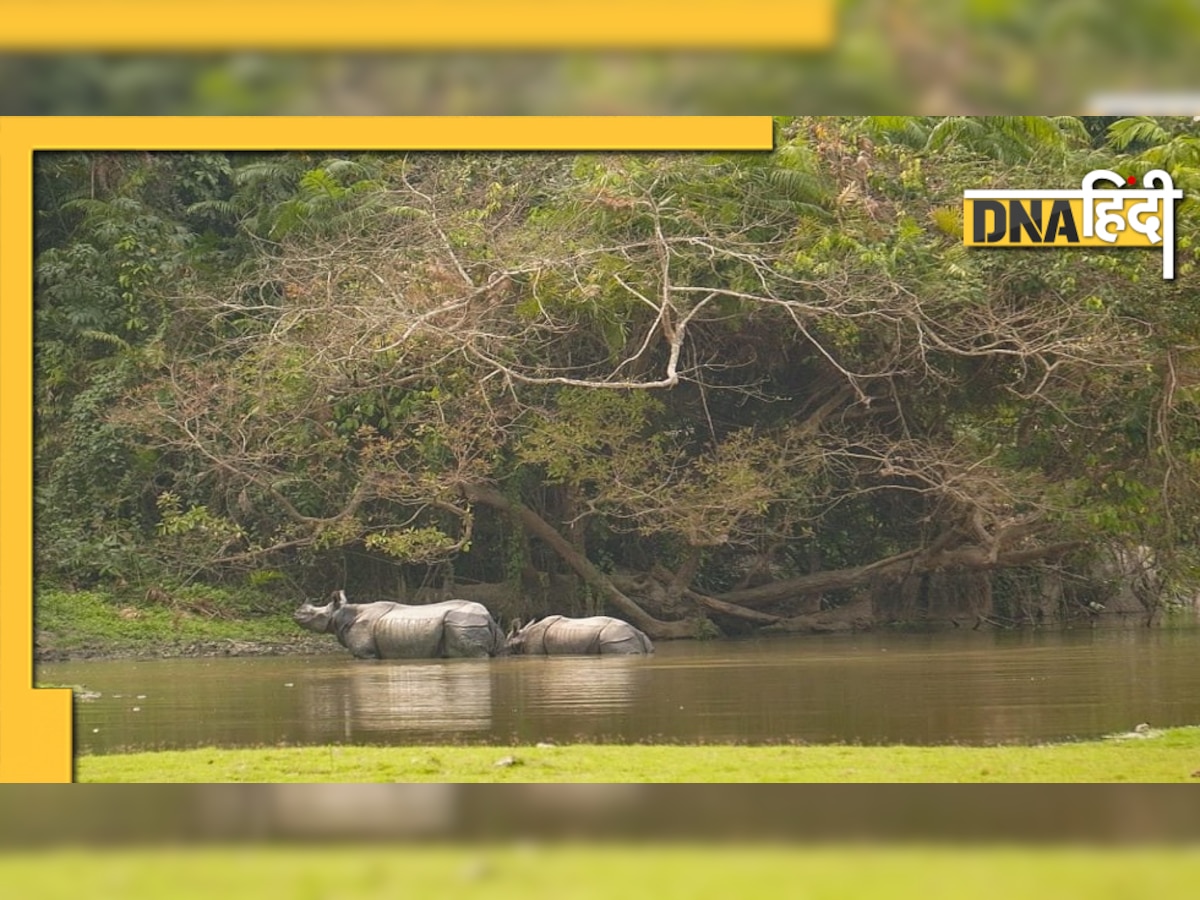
[36,635,335,664]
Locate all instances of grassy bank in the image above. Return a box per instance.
[35,586,324,661]
[2,845,1199,900]
[75,726,1200,782]
[35,585,1200,662]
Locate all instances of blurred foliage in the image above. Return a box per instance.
[3,2,1200,114]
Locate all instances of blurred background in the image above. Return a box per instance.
[2,788,1200,897]
[1,0,1198,115]
[4,784,1200,844]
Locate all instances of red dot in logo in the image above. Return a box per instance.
[1126,176,1137,185]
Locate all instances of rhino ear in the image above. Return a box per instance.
[507,617,523,638]
[333,590,348,608]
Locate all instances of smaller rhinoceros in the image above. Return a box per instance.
[505,614,654,655]
[294,591,505,659]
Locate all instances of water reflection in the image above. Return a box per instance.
[499,656,648,743]
[514,656,643,711]
[304,661,493,740]
[44,623,1200,755]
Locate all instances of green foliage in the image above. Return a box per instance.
[866,115,934,150]
[1107,116,1173,151]
[869,115,1089,163]
[155,492,242,540]
[364,527,461,564]
[35,586,300,656]
[32,122,1200,619]
[246,569,285,589]
[518,389,665,486]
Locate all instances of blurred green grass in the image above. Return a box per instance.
[2,845,1200,899]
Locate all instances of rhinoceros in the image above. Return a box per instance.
[294,591,506,659]
[505,615,654,655]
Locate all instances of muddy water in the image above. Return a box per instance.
[42,623,1200,755]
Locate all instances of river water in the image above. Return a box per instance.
[41,622,1200,755]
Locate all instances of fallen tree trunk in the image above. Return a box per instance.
[462,483,702,639]
[759,594,876,634]
[716,541,1085,610]
[639,564,783,625]
[685,589,784,625]
[440,487,1090,638]
[714,549,922,609]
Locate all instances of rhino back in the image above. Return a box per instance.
[514,615,563,654]
[597,619,654,654]
[371,608,446,658]
[541,617,608,655]
[442,604,504,657]
[332,602,401,658]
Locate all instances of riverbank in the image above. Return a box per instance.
[75,725,1200,782]
[35,585,1200,663]
[35,586,330,662]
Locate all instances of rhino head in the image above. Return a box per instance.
[504,617,528,655]
[294,589,349,634]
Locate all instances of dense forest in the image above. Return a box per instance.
[33,116,1200,639]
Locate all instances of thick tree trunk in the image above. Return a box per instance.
[685,589,783,625]
[716,541,1084,610]
[461,480,1086,638]
[463,483,701,639]
[663,551,701,606]
[716,549,922,609]
[761,593,875,634]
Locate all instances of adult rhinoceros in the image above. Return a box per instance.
[294,591,506,659]
[505,615,654,655]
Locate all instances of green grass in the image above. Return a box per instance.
[75,726,1200,782]
[1,845,1199,900]
[35,586,305,658]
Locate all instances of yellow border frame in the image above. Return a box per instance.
[0,115,774,782]
[0,2,833,49]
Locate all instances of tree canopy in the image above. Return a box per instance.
[34,117,1200,636]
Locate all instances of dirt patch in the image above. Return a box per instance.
[35,634,337,664]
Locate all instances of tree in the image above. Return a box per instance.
[35,119,1200,633]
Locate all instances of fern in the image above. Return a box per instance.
[1107,117,1171,152]
[299,168,342,198]
[233,162,298,187]
[60,196,113,216]
[865,116,934,149]
[385,205,429,220]
[1140,135,1200,173]
[1050,116,1090,147]
[78,329,131,350]
[323,158,375,180]
[927,116,1082,163]
[765,167,829,205]
[186,199,237,218]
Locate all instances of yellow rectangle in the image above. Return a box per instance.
[0,2,835,49]
[0,123,74,784]
[2,116,774,151]
[963,198,1162,248]
[1,115,772,782]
